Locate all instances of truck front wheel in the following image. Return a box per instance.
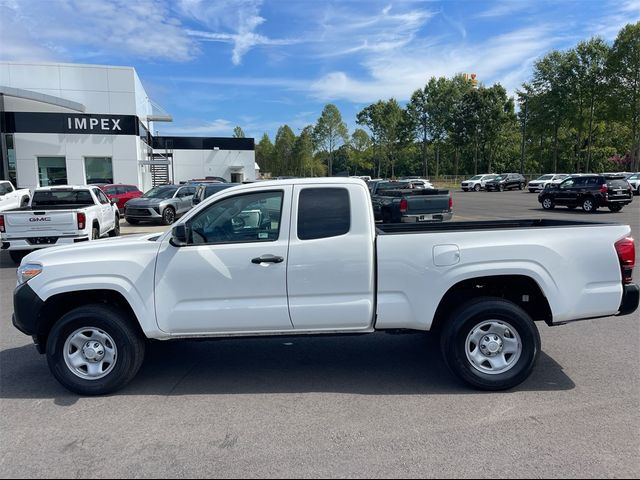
[46,305,146,395]
[440,298,540,391]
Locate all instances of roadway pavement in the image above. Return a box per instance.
[0,190,638,478]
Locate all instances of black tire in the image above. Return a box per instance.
[20,196,30,207]
[91,226,100,240]
[541,196,554,210]
[126,217,139,225]
[529,189,536,193]
[440,297,541,391]
[474,184,481,192]
[45,304,146,395]
[162,206,176,225]
[498,184,504,192]
[582,197,597,213]
[9,250,30,264]
[108,215,120,237]
[519,183,524,190]
[608,204,623,212]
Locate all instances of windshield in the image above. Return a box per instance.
[494,176,504,181]
[537,175,554,180]
[143,186,176,199]
[470,175,482,180]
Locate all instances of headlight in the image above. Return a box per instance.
[17,262,43,285]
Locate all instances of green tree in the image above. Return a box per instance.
[607,22,640,170]
[233,126,246,138]
[348,128,373,175]
[407,87,430,177]
[255,133,274,174]
[273,125,296,176]
[293,126,317,176]
[313,104,349,176]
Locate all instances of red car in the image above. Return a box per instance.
[100,184,143,210]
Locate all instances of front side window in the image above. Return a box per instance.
[298,188,350,240]
[85,157,113,184]
[95,189,110,204]
[560,179,575,189]
[189,190,283,245]
[0,182,13,195]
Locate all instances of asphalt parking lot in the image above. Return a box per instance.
[0,190,638,478]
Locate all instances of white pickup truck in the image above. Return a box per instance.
[1,185,120,263]
[11,178,639,395]
[0,180,31,212]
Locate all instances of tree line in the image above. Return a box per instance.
[243,22,639,178]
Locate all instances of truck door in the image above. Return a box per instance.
[154,186,293,334]
[287,184,375,330]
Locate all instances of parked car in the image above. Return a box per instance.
[192,183,238,206]
[461,174,497,192]
[370,180,452,223]
[124,185,196,225]
[526,174,569,193]
[0,181,31,212]
[539,174,633,212]
[484,173,526,191]
[185,177,226,185]
[625,172,640,195]
[11,178,638,395]
[99,184,142,210]
[401,178,434,189]
[1,185,119,264]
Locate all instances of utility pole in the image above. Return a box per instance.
[520,96,528,175]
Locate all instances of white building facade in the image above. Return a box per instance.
[0,62,255,192]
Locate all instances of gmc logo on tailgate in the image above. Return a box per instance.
[29,217,51,222]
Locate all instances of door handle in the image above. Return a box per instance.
[251,255,284,264]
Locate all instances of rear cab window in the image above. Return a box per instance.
[32,189,94,207]
[297,188,351,240]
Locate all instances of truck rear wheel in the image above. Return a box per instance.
[108,216,120,237]
[440,297,540,391]
[46,304,146,395]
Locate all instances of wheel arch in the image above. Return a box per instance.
[431,275,553,334]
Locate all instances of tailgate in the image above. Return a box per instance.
[405,193,450,214]
[606,179,632,201]
[3,210,78,236]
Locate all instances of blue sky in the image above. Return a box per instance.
[1,0,639,140]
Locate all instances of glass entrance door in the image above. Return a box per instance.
[38,157,67,186]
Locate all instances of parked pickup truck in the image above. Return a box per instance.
[11,178,639,395]
[0,181,31,212]
[1,185,120,264]
[371,180,453,223]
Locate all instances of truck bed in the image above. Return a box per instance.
[377,218,615,234]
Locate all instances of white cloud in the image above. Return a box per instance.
[177,0,293,65]
[0,0,198,62]
[475,0,535,19]
[309,25,560,102]
[159,119,234,136]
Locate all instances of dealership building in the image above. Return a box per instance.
[0,62,256,192]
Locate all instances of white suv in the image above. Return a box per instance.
[625,173,640,195]
[527,174,569,193]
[461,174,497,192]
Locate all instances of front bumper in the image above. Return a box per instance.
[617,284,639,316]
[124,206,163,220]
[12,282,45,338]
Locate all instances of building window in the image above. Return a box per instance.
[4,134,17,185]
[38,157,67,186]
[85,157,113,185]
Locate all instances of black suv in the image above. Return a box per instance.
[484,173,526,191]
[538,174,633,212]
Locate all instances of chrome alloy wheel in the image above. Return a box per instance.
[63,327,118,380]
[465,320,522,375]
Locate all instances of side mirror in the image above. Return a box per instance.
[170,224,188,247]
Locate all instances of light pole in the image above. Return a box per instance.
[520,96,528,175]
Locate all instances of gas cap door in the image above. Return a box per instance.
[433,244,461,267]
